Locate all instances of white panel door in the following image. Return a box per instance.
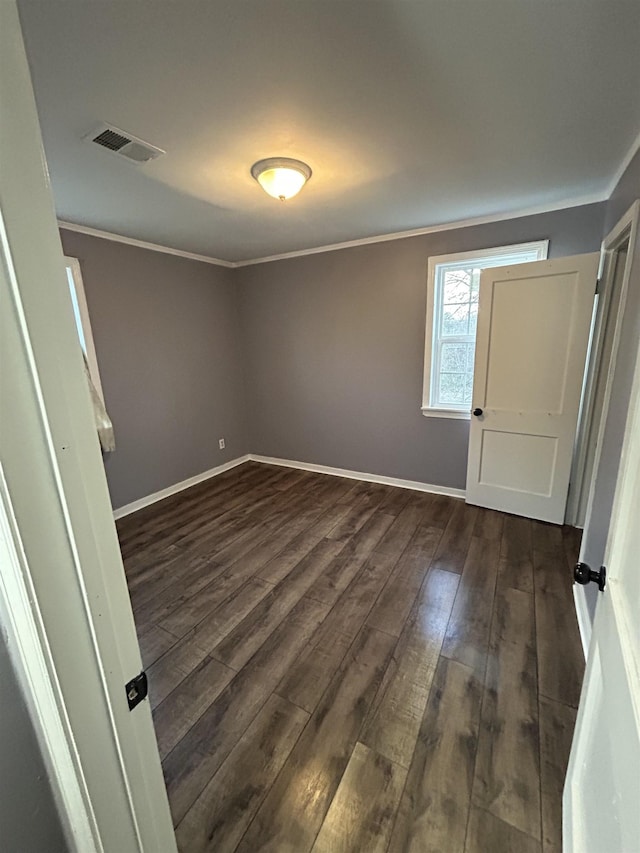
[1,5,176,850]
[564,323,640,852]
[466,253,599,523]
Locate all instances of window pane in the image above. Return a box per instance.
[468,302,478,336]
[441,342,469,372]
[465,374,474,403]
[470,269,480,301]
[439,373,468,404]
[66,266,88,354]
[466,344,476,371]
[443,269,471,303]
[442,303,470,336]
[428,244,546,412]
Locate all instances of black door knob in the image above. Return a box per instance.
[574,562,606,592]
[473,408,483,417]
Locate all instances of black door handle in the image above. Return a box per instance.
[473,408,483,417]
[574,562,606,592]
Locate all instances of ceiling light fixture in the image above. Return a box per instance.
[251,157,312,201]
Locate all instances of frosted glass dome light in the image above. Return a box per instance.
[251,157,312,201]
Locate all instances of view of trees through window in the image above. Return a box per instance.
[425,242,547,414]
[436,267,480,406]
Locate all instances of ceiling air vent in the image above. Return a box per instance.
[84,123,165,163]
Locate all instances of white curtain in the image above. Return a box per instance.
[83,355,115,453]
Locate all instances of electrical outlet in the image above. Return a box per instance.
[218,438,225,450]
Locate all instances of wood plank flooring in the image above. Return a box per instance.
[117,462,585,853]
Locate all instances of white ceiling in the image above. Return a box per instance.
[18,1,640,263]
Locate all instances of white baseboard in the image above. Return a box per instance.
[112,454,251,519]
[113,452,466,520]
[573,583,592,660]
[248,454,466,499]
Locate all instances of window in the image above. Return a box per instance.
[422,241,548,418]
[64,257,105,404]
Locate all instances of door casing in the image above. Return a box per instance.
[0,5,176,850]
[566,201,639,530]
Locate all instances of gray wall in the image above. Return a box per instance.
[60,198,611,510]
[581,150,640,618]
[60,230,249,510]
[237,203,605,489]
[0,626,68,852]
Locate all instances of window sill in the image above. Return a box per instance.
[421,406,471,421]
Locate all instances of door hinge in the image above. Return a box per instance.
[125,671,148,711]
[595,277,602,294]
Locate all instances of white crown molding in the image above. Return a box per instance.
[61,123,640,275]
[234,192,606,267]
[60,192,606,272]
[248,454,466,498]
[112,454,250,518]
[606,125,640,198]
[58,130,640,270]
[57,220,236,268]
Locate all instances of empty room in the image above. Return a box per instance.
[2,2,640,852]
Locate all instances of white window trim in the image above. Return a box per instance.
[64,257,105,404]
[421,240,549,419]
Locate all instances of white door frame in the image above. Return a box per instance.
[0,5,176,850]
[566,201,639,528]
[563,272,640,853]
[0,470,99,850]
[569,202,639,654]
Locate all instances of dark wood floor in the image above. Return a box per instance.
[116,462,585,853]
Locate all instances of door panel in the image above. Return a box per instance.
[564,333,640,850]
[479,428,558,495]
[466,254,599,523]
[484,273,577,412]
[566,614,640,852]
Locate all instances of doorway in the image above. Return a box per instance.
[567,202,638,530]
